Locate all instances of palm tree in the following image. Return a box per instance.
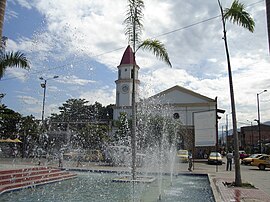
[217,0,255,186]
[0,51,30,79]
[124,0,171,180]
[0,0,30,79]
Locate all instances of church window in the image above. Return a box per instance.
[131,69,134,78]
[118,69,121,78]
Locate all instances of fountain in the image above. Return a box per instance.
[0,93,216,201]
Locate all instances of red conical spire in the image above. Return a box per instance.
[119,45,136,65]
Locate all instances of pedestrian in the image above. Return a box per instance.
[76,155,83,167]
[199,149,203,159]
[58,152,63,168]
[188,150,193,171]
[226,151,233,171]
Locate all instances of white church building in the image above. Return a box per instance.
[113,45,219,155]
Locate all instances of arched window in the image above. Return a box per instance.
[118,69,121,78]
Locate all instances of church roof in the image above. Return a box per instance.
[119,45,136,65]
[149,85,216,105]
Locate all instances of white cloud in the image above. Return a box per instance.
[17,95,39,105]
[79,87,115,106]
[57,76,95,86]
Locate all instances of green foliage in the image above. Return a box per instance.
[114,112,131,145]
[49,98,113,150]
[224,0,255,32]
[0,105,39,157]
[50,99,112,123]
[137,39,172,67]
[0,104,22,138]
[124,0,171,68]
[124,0,145,47]
[77,124,110,150]
[0,51,30,79]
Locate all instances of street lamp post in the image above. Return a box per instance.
[247,120,255,152]
[256,90,267,153]
[39,76,58,124]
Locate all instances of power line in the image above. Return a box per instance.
[153,15,220,39]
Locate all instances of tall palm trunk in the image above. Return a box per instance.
[131,14,136,180]
[218,0,241,186]
[0,0,6,40]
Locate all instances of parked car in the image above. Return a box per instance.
[208,152,223,165]
[239,150,249,159]
[241,154,264,165]
[177,150,188,163]
[251,154,270,170]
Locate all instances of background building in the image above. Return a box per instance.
[113,46,219,157]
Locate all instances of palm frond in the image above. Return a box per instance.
[224,0,255,32]
[137,39,172,67]
[0,51,30,78]
[124,0,145,47]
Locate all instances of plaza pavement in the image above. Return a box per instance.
[1,157,270,202]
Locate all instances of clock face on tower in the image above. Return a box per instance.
[121,84,129,93]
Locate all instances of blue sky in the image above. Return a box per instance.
[0,0,270,130]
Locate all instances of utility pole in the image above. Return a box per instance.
[256,90,267,153]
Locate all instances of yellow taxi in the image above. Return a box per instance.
[251,154,270,170]
[241,154,264,165]
[208,152,223,165]
[177,150,188,163]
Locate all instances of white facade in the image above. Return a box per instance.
[148,86,216,126]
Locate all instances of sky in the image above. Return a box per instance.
[0,0,270,131]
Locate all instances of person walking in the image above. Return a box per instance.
[226,151,233,171]
[58,152,63,168]
[188,150,193,171]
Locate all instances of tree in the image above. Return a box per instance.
[18,115,40,158]
[124,0,172,179]
[114,112,131,146]
[0,104,22,138]
[49,99,113,150]
[79,124,109,150]
[218,0,255,186]
[0,51,30,78]
[0,0,30,79]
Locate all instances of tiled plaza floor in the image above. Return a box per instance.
[214,177,270,202]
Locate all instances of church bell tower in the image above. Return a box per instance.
[113,45,140,120]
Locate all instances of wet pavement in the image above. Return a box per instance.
[1,157,270,202]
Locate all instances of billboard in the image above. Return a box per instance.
[194,110,216,147]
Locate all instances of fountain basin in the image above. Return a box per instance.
[0,172,215,202]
